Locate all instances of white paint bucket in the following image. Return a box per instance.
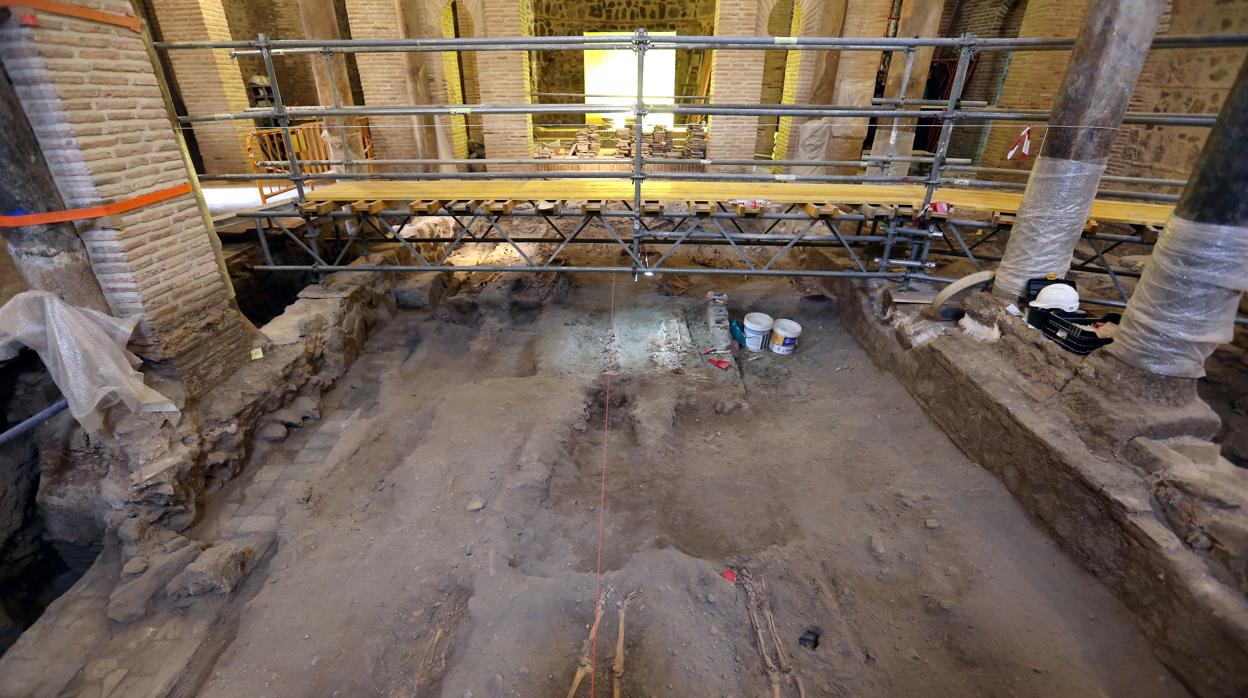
[769,319,802,355]
[743,312,773,352]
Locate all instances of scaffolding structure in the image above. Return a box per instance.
[154,30,1248,319]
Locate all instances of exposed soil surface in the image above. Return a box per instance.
[195,272,1184,697]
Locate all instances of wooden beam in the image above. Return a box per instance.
[351,200,385,214]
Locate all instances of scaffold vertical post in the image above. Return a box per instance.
[258,32,306,203]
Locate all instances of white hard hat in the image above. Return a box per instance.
[1029,283,1080,312]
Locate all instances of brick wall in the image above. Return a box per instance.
[219,0,319,109]
[0,2,247,395]
[147,0,253,175]
[937,0,1026,159]
[977,0,1246,187]
[530,0,717,126]
[1107,0,1248,186]
[979,0,1089,173]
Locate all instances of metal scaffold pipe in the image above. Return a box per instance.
[152,32,1248,54]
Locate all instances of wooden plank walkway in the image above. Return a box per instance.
[302,179,1174,227]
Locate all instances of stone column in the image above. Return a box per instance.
[992,0,1165,299]
[0,3,248,395]
[146,0,253,175]
[296,0,366,171]
[1107,58,1248,378]
[865,0,945,177]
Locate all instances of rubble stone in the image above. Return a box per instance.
[167,542,250,597]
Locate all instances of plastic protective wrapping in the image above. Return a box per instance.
[793,118,832,175]
[993,156,1109,297]
[0,291,177,432]
[1108,216,1248,378]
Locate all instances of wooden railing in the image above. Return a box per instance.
[246,117,375,203]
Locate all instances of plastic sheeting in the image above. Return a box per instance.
[993,155,1109,297]
[793,118,832,175]
[1108,216,1248,378]
[0,291,177,432]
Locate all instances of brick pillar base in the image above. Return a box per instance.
[1,4,248,396]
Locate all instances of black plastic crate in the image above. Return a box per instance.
[1026,307,1121,355]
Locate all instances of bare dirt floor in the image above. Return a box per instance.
[191,270,1187,697]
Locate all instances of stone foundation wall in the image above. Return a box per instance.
[33,244,417,547]
[821,276,1248,697]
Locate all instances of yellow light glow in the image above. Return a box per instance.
[583,32,676,129]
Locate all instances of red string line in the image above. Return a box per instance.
[589,271,617,697]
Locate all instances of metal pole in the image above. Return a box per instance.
[633,28,648,270]
[258,32,306,202]
[922,32,974,211]
[0,399,68,449]
[868,47,916,177]
[152,32,1248,54]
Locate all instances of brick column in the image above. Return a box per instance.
[980,0,1090,173]
[823,0,891,172]
[708,0,765,164]
[477,0,533,165]
[147,0,252,175]
[343,0,420,164]
[0,3,248,395]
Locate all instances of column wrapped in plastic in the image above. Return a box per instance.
[993,156,1109,297]
[1108,216,1248,378]
[0,291,177,432]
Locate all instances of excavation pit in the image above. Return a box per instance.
[45,270,1179,698]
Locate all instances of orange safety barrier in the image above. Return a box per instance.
[246,118,375,204]
[0,0,141,32]
[0,182,192,228]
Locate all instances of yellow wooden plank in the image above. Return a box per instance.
[303,179,1174,227]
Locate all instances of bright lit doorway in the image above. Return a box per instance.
[583,31,676,129]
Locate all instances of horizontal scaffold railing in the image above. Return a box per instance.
[151,29,1248,325]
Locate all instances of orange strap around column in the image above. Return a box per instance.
[0,0,141,33]
[0,183,193,228]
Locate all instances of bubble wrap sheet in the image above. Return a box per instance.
[1108,216,1248,378]
[993,156,1108,297]
[794,118,832,175]
[0,291,177,432]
